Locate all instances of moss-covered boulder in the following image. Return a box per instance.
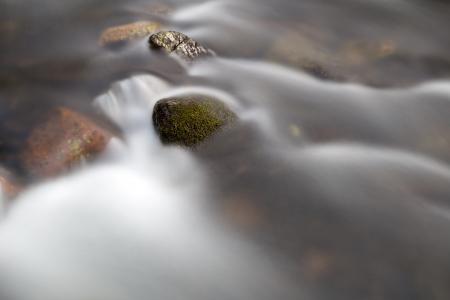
[152,95,236,147]
[149,31,213,61]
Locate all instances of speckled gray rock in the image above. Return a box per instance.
[149,31,214,61]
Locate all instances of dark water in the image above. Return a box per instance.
[1,1,450,300]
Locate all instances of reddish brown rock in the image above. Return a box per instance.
[301,249,335,281]
[0,169,21,199]
[222,193,266,231]
[21,107,113,178]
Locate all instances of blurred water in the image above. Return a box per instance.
[1,0,450,300]
[0,75,300,300]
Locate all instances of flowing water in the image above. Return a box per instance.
[1,0,450,299]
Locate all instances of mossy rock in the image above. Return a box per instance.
[152,95,236,147]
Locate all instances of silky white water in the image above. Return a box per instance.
[2,0,450,299]
[2,64,450,299]
[0,74,302,300]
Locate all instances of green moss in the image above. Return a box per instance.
[153,96,236,147]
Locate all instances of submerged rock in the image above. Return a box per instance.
[99,21,161,47]
[144,3,173,16]
[149,31,213,61]
[267,25,450,86]
[266,28,341,80]
[152,95,236,147]
[21,107,113,178]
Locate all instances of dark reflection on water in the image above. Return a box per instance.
[1,0,450,300]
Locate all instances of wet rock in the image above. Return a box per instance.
[0,168,21,199]
[149,31,214,61]
[267,30,397,82]
[149,31,186,52]
[267,26,450,86]
[99,21,161,47]
[152,95,236,147]
[266,27,341,80]
[222,193,267,232]
[21,107,113,178]
[339,39,396,66]
[0,20,20,45]
[300,249,335,281]
[358,53,450,87]
[144,3,173,16]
